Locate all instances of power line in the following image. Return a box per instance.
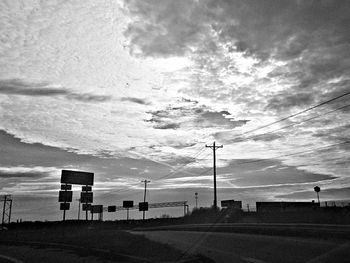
[155,150,211,181]
[236,140,350,165]
[234,103,350,143]
[240,90,350,136]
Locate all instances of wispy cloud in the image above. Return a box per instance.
[0,79,112,103]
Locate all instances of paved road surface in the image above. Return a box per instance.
[132,230,350,263]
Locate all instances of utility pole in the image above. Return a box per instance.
[76,198,81,220]
[195,192,198,209]
[206,141,223,209]
[141,180,150,220]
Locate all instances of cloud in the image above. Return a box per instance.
[0,169,48,178]
[145,100,249,130]
[0,79,111,103]
[120,97,150,105]
[275,186,350,201]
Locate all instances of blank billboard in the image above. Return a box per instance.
[91,205,103,214]
[123,200,134,208]
[82,204,91,211]
[82,186,92,192]
[139,202,148,211]
[61,184,72,190]
[58,191,73,202]
[80,192,93,203]
[108,205,116,212]
[60,203,70,210]
[61,170,94,186]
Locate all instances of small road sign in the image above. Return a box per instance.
[123,200,134,208]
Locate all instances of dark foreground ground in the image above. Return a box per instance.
[1,221,350,263]
[0,223,212,263]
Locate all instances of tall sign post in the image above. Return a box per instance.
[60,170,94,221]
[59,184,72,221]
[205,142,223,209]
[123,201,133,221]
[81,186,93,221]
[141,180,150,220]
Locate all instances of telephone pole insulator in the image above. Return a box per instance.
[205,141,223,209]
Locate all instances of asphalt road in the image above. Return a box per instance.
[132,230,350,263]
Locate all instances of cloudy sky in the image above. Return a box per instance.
[1,0,350,221]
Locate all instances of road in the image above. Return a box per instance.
[132,230,350,263]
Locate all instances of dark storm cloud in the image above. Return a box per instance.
[0,170,49,178]
[124,0,207,57]
[124,0,350,59]
[124,0,350,113]
[68,93,111,103]
[0,79,111,103]
[145,102,249,130]
[0,129,185,181]
[120,97,150,105]
[154,123,180,130]
[266,92,315,111]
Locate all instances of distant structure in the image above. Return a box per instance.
[221,199,242,209]
[314,186,321,204]
[107,201,189,218]
[256,201,319,213]
[1,195,12,226]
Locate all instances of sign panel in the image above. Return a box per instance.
[123,200,134,208]
[108,205,116,212]
[82,186,92,192]
[58,191,73,202]
[80,192,93,203]
[61,184,72,190]
[91,205,103,214]
[82,204,91,211]
[61,170,94,186]
[60,203,70,210]
[139,202,148,211]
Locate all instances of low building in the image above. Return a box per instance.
[256,201,319,213]
[221,200,242,209]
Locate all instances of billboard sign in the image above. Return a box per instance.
[82,204,91,211]
[60,203,70,210]
[58,191,73,202]
[80,192,93,203]
[123,200,134,208]
[61,184,72,190]
[108,205,116,212]
[139,202,148,211]
[61,170,94,186]
[91,205,103,214]
[82,186,92,192]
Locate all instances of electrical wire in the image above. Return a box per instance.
[239,90,350,136]
[236,140,350,165]
[234,103,350,142]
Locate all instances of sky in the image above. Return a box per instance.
[0,0,350,221]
